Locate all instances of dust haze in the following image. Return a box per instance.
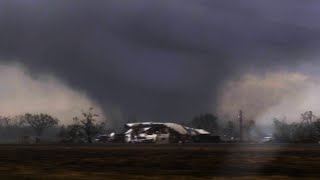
[217,71,320,125]
[0,63,104,124]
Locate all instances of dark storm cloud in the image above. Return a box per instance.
[0,0,320,121]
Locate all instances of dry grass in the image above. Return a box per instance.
[0,144,319,179]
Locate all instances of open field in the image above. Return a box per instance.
[0,144,319,179]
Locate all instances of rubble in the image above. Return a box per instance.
[123,122,220,144]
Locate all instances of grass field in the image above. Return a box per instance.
[0,144,319,179]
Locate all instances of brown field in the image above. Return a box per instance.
[0,144,319,179]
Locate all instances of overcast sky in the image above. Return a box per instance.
[1,1,320,124]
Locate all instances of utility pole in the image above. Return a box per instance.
[239,110,243,142]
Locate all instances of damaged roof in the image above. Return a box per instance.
[125,122,209,135]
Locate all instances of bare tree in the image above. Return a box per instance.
[21,113,59,137]
[0,116,11,127]
[58,124,86,143]
[73,108,104,143]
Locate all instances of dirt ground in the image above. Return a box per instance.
[0,144,319,179]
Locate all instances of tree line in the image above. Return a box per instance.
[190,111,320,143]
[1,108,320,144]
[0,108,105,143]
[0,111,250,143]
[0,110,260,143]
[273,117,320,143]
